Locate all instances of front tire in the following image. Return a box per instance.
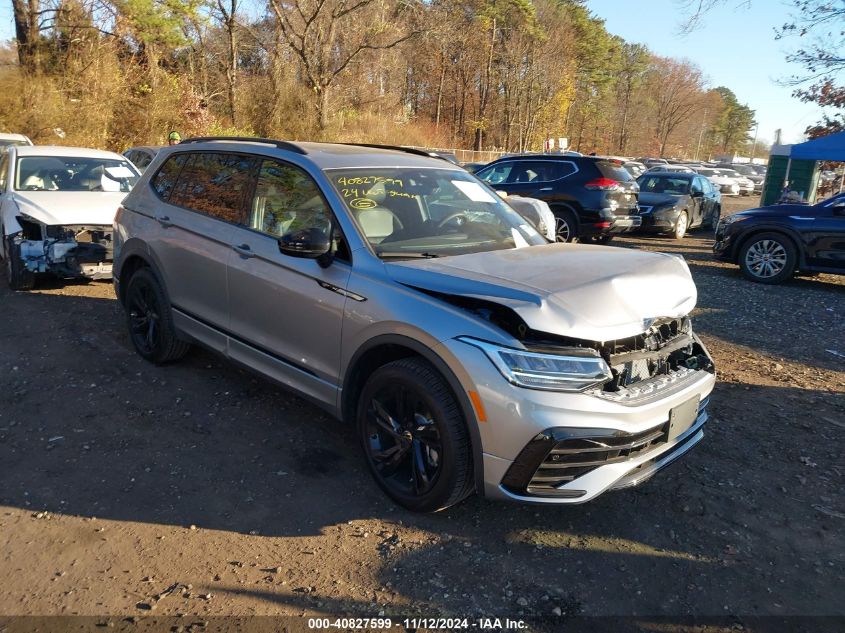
[738,232,797,284]
[357,358,474,512]
[709,205,721,231]
[124,268,190,364]
[4,235,35,291]
[673,211,689,239]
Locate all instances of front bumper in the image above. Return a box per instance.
[438,336,716,505]
[635,207,679,232]
[712,224,737,261]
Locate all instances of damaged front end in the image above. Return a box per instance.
[11,217,114,279]
[429,290,714,401]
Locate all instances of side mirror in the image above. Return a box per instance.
[278,226,332,264]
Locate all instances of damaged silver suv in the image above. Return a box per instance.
[113,138,716,512]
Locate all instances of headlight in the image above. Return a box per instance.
[458,337,612,392]
[719,214,750,226]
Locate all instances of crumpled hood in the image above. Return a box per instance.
[10,191,126,227]
[387,243,697,341]
[639,192,687,208]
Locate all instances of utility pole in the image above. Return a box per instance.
[750,122,759,162]
[695,110,707,161]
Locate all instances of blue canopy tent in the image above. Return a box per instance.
[790,130,845,160]
[784,131,845,191]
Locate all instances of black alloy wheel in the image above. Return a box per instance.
[125,268,190,363]
[358,358,473,512]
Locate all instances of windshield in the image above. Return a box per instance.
[15,156,139,192]
[329,168,547,258]
[697,169,715,176]
[637,175,691,195]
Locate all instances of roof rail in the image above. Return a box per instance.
[179,136,307,155]
[340,143,449,161]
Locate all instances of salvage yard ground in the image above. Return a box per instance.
[0,196,843,624]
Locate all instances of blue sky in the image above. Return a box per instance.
[586,0,829,144]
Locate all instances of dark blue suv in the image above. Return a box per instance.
[475,155,641,242]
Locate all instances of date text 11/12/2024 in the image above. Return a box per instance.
[308,617,529,630]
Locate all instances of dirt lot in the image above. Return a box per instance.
[1,195,843,628]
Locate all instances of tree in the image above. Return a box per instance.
[648,57,705,157]
[268,0,418,130]
[711,86,755,153]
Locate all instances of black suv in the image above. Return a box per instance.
[475,155,640,242]
[713,193,845,283]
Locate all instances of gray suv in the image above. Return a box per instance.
[113,138,716,512]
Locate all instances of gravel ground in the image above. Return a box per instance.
[0,195,843,628]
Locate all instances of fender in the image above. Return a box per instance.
[731,223,808,267]
[342,333,486,496]
[113,237,171,305]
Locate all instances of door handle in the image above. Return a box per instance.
[232,243,255,258]
[156,215,173,228]
[537,187,553,192]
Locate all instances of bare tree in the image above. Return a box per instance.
[268,0,418,129]
[649,57,706,156]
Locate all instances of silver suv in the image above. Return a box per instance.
[113,138,716,512]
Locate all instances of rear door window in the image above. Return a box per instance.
[595,160,634,182]
[507,161,576,183]
[476,162,513,185]
[168,152,259,224]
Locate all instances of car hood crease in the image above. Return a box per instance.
[387,243,697,341]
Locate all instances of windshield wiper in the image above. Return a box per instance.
[376,251,440,259]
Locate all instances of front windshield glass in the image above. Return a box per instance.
[637,175,690,195]
[329,168,547,258]
[15,156,139,192]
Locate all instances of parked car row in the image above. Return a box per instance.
[1,136,719,513]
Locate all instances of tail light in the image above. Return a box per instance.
[585,177,620,191]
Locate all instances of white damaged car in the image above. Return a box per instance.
[0,145,139,290]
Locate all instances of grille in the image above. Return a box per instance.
[502,397,709,498]
[525,425,667,495]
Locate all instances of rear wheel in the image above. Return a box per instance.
[357,358,474,512]
[738,232,797,284]
[124,268,190,363]
[553,209,578,243]
[4,235,35,291]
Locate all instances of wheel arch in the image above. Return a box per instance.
[341,334,484,495]
[115,241,171,306]
[732,226,805,268]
